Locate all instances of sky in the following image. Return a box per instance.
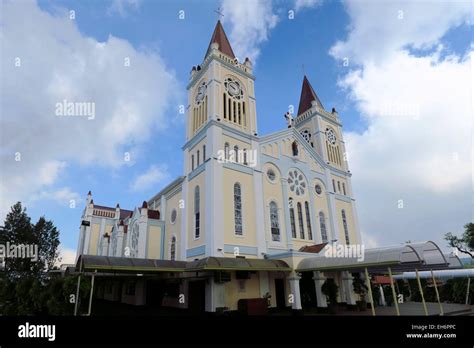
[1,0,472,264]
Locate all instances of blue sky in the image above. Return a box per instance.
[1,0,472,262]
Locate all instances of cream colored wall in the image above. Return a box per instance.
[222,134,252,154]
[189,137,207,170]
[222,167,257,247]
[312,178,330,242]
[262,162,287,248]
[164,191,182,260]
[89,223,100,255]
[105,224,113,235]
[334,200,358,245]
[187,171,205,249]
[224,272,261,310]
[147,225,162,259]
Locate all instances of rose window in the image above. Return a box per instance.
[287,170,306,196]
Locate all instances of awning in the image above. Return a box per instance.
[76,255,187,273]
[187,257,291,272]
[76,255,291,274]
[296,241,453,273]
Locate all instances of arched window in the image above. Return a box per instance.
[194,186,200,239]
[319,212,328,243]
[191,155,195,171]
[292,141,298,156]
[243,148,248,165]
[305,202,313,240]
[197,150,200,166]
[269,201,280,242]
[297,202,305,239]
[342,210,350,244]
[233,145,239,163]
[203,145,206,162]
[289,199,296,238]
[342,183,346,195]
[170,236,176,261]
[224,143,230,160]
[234,183,243,235]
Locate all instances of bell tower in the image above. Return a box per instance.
[186,20,258,141]
[294,75,348,172]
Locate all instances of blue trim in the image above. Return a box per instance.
[189,163,205,180]
[223,162,254,175]
[223,244,258,255]
[335,194,352,203]
[266,249,318,259]
[186,245,206,258]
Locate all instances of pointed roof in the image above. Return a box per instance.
[297,75,324,115]
[205,20,235,59]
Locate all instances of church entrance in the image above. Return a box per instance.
[299,272,317,310]
[274,279,286,308]
[188,280,206,312]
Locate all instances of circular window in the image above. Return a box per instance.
[287,169,306,196]
[267,168,276,182]
[315,184,322,195]
[170,209,177,224]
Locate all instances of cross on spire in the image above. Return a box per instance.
[214,7,224,20]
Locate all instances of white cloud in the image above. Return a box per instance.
[294,0,322,12]
[107,0,141,17]
[221,0,278,63]
[130,164,171,192]
[330,0,471,65]
[57,246,77,266]
[0,0,179,218]
[332,1,472,249]
[30,187,82,207]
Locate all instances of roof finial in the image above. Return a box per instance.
[214,7,224,21]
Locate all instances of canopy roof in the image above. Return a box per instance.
[296,241,453,273]
[76,255,291,274]
[187,257,291,272]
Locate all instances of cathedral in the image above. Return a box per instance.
[76,20,364,312]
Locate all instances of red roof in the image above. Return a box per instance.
[147,210,161,220]
[92,204,132,219]
[297,75,324,115]
[205,20,235,59]
[299,242,328,253]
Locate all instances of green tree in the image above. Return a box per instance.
[445,223,474,258]
[0,202,62,315]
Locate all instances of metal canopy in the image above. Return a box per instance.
[296,241,452,273]
[76,255,291,274]
[76,255,187,273]
[187,257,291,271]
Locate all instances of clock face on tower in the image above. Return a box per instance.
[224,77,244,100]
[326,128,337,144]
[195,82,207,104]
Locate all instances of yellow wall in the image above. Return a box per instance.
[187,171,205,249]
[224,272,261,310]
[262,162,287,248]
[147,225,162,259]
[335,200,358,244]
[222,167,257,247]
[89,223,100,254]
[164,191,183,260]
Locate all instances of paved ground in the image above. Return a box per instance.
[91,300,473,316]
[332,302,473,316]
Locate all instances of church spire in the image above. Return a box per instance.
[297,75,324,115]
[205,20,235,59]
